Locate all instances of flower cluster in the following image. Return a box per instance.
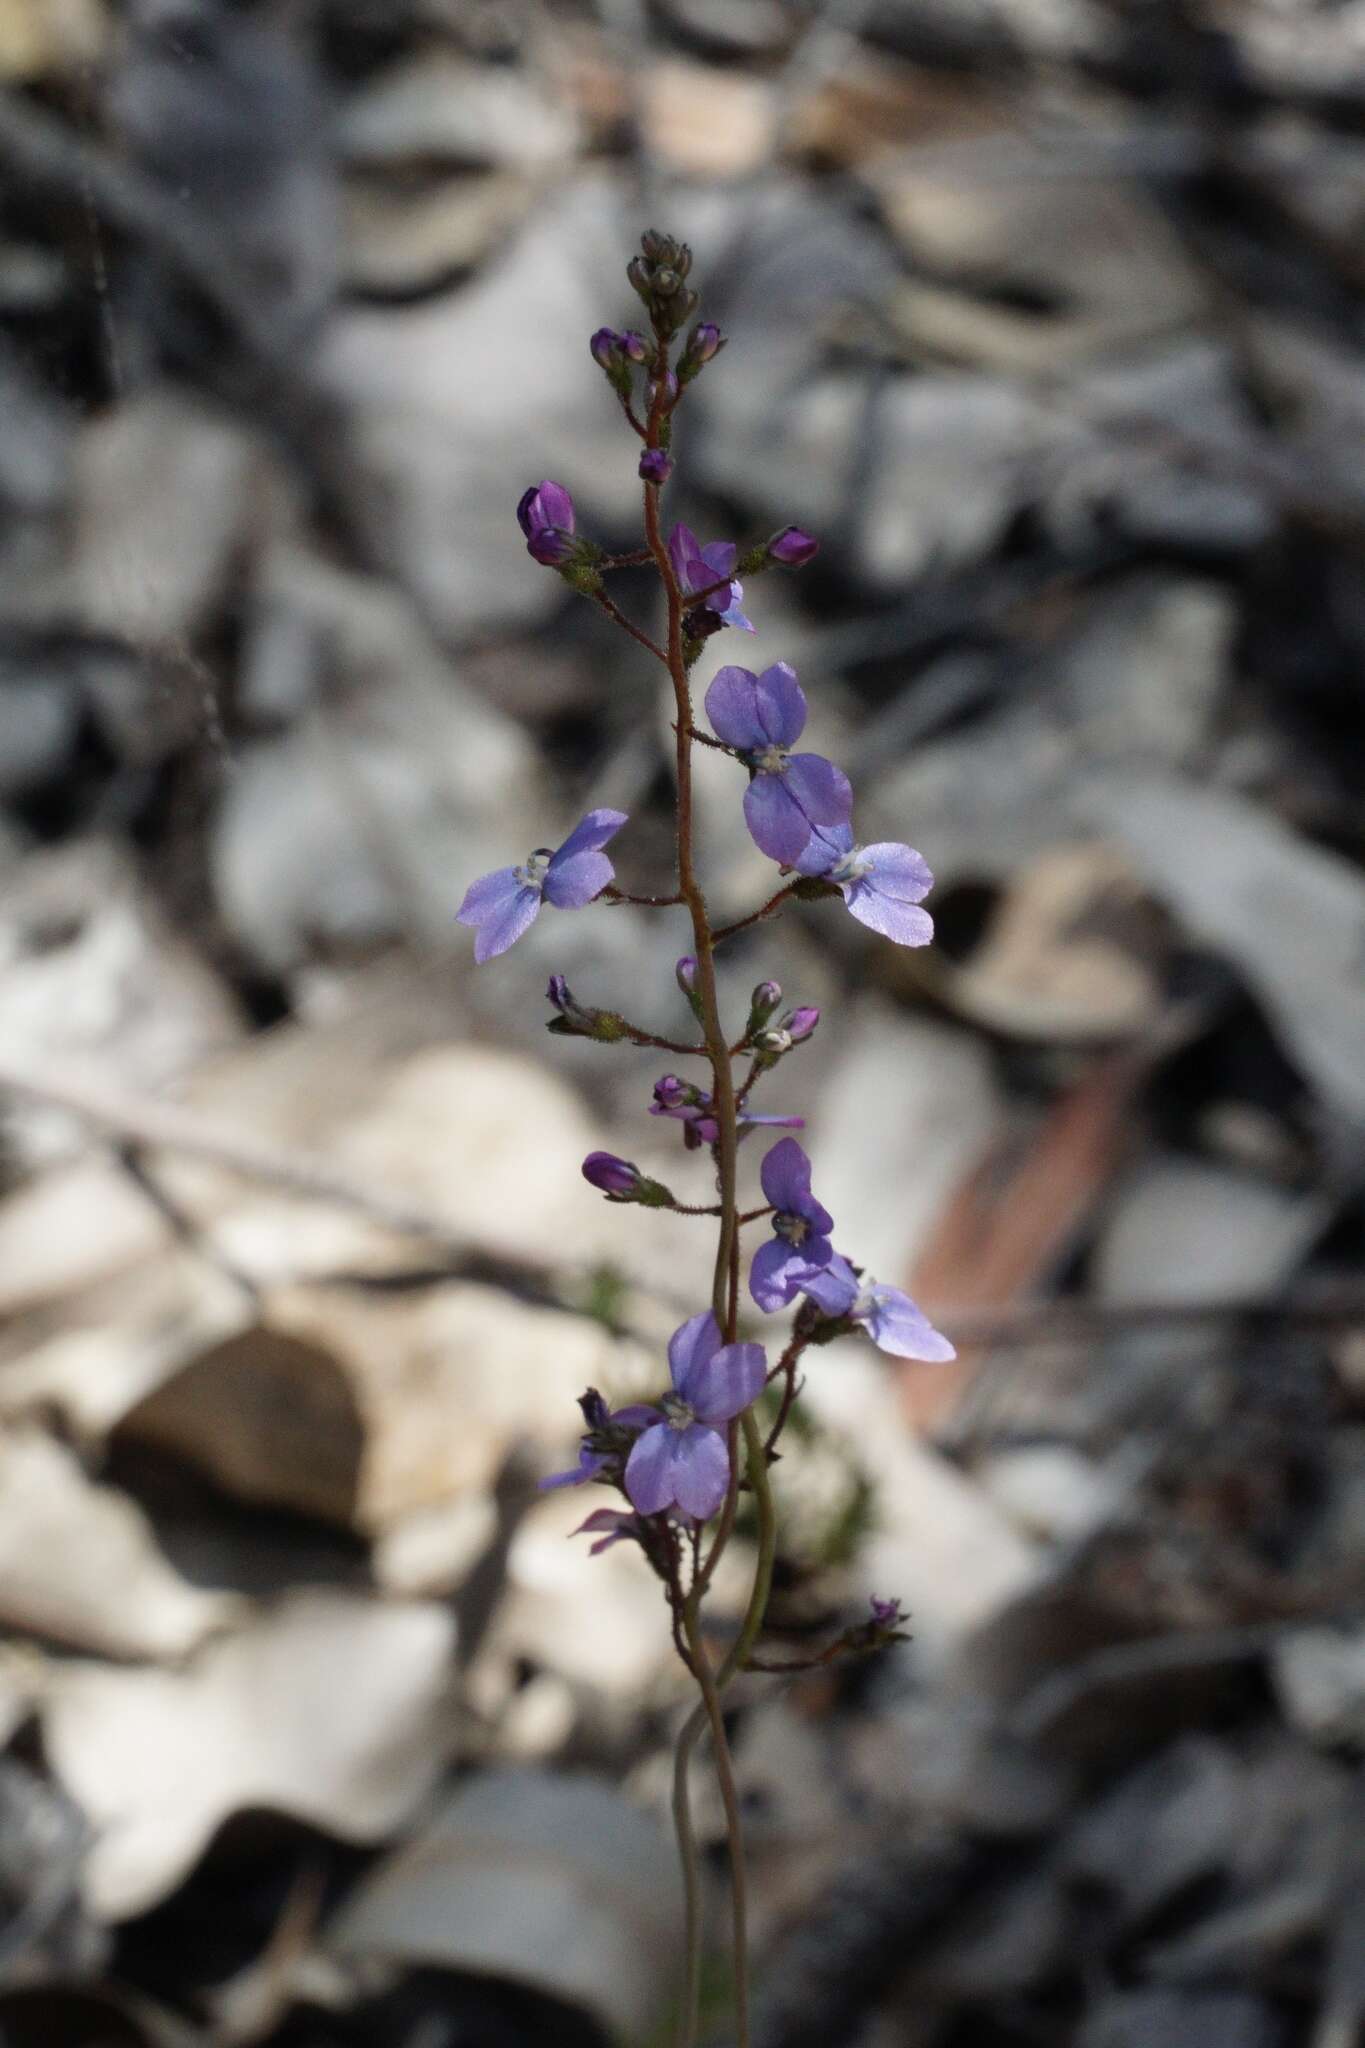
[458,225,953,1770]
[454,226,967,2041]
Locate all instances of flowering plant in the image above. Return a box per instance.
[459,230,953,2047]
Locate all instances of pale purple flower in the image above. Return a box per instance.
[624,1313,766,1521]
[517,479,576,566]
[795,822,934,948]
[668,522,753,632]
[704,663,852,864]
[768,525,819,567]
[801,1254,955,1361]
[650,1074,804,1150]
[869,1594,906,1631]
[749,1138,834,1312]
[457,809,626,963]
[590,328,623,370]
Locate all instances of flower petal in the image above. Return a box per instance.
[752,663,806,748]
[750,1235,822,1312]
[863,1288,957,1361]
[668,523,702,587]
[668,1311,721,1393]
[743,775,813,865]
[861,842,933,904]
[457,866,521,923]
[542,849,614,909]
[704,667,766,750]
[535,480,575,533]
[699,540,737,580]
[686,1341,767,1425]
[800,1255,860,1317]
[625,1424,678,1515]
[843,882,934,948]
[472,885,542,962]
[792,820,853,878]
[551,808,628,865]
[716,591,755,632]
[538,1447,608,1491]
[573,1508,638,1555]
[760,1137,813,1215]
[783,754,853,829]
[669,1425,730,1521]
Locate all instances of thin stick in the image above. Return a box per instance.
[592,588,669,665]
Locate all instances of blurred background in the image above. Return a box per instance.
[2,0,1365,2042]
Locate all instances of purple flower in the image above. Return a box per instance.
[624,1313,766,1521]
[768,525,819,568]
[590,328,622,369]
[801,1254,955,1361]
[795,822,934,949]
[750,1138,835,1311]
[687,322,723,364]
[457,809,627,963]
[650,1074,804,1150]
[621,330,649,363]
[869,1594,906,1631]
[786,1006,820,1042]
[516,479,576,566]
[668,522,753,633]
[639,448,673,485]
[703,663,852,865]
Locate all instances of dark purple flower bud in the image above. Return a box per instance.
[590,327,622,369]
[578,1387,610,1431]
[746,980,783,1036]
[546,974,627,1041]
[517,479,578,566]
[582,1150,676,1208]
[652,1074,699,1113]
[582,1151,642,1195]
[678,321,726,384]
[639,448,673,486]
[869,1595,905,1631]
[768,524,819,568]
[786,1006,820,1042]
[621,330,649,363]
[627,254,651,300]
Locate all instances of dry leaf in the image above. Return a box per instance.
[45,1592,456,1917]
[330,1768,682,2043]
[0,1428,242,1659]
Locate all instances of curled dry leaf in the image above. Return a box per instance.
[44,1592,457,1918]
[329,1769,682,2044]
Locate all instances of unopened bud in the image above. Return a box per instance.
[675,956,704,1021]
[746,980,783,1035]
[639,448,673,485]
[786,1005,820,1042]
[581,1151,675,1207]
[767,524,819,568]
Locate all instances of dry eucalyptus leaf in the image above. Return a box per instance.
[0,1427,243,1659]
[329,1768,682,2044]
[114,1324,366,1527]
[1082,774,1365,1124]
[948,844,1162,1042]
[44,1592,457,1918]
[264,1280,649,1531]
